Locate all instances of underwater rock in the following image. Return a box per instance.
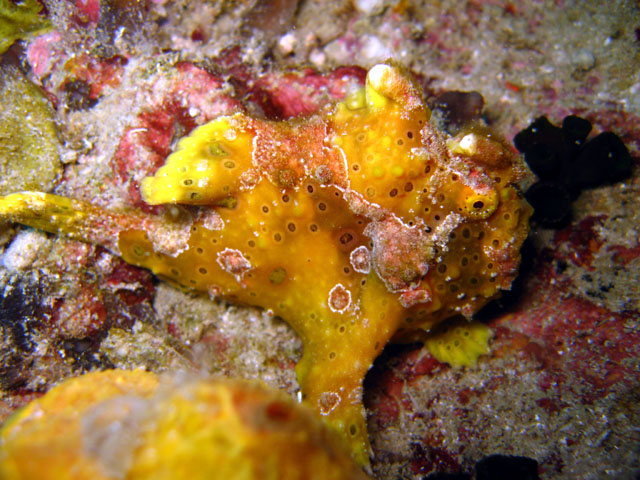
[0,274,49,391]
[63,79,98,111]
[431,90,484,134]
[0,0,51,54]
[0,67,61,196]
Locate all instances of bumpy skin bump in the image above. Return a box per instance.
[0,63,531,465]
[0,370,369,480]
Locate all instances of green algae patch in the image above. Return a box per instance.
[0,67,61,195]
[0,0,51,54]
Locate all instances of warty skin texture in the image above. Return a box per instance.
[0,63,531,466]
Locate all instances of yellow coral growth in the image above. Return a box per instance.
[0,371,370,480]
[425,319,493,367]
[0,62,532,465]
[0,370,159,480]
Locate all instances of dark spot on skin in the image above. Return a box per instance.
[269,267,287,284]
[340,233,353,245]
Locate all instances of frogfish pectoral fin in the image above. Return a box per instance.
[0,192,140,253]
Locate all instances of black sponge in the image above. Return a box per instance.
[475,454,539,480]
[525,182,572,228]
[514,115,633,228]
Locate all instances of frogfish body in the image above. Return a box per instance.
[0,63,531,465]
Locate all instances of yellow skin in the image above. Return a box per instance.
[0,370,369,480]
[0,63,531,465]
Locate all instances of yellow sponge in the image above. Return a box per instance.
[0,370,370,480]
[425,319,493,367]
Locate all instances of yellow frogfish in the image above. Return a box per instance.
[0,63,531,466]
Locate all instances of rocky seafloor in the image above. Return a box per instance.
[0,1,638,479]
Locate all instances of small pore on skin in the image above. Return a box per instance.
[269,267,287,284]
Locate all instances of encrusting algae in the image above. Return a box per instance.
[0,63,531,465]
[0,0,51,54]
[0,67,61,196]
[0,370,370,480]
